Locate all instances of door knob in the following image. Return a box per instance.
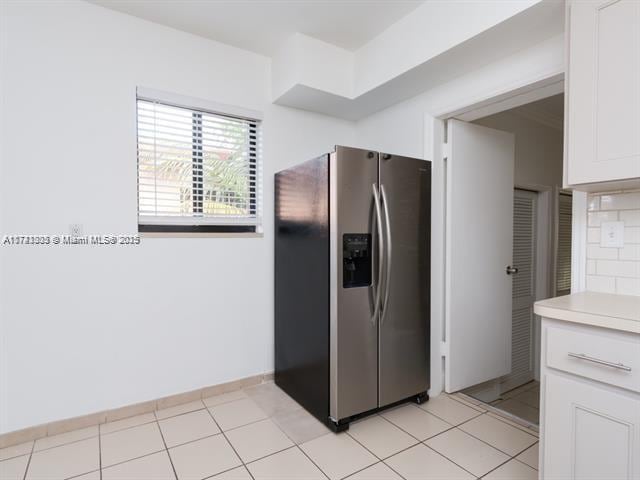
[506,266,519,275]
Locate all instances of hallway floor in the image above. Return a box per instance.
[490,381,540,425]
[0,383,539,480]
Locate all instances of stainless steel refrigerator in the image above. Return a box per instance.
[275,146,430,431]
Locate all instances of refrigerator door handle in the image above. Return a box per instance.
[380,184,392,323]
[371,183,384,324]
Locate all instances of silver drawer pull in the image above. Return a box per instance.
[568,352,632,372]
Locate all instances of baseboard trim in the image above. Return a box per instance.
[0,372,273,449]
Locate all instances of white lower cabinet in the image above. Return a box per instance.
[540,319,640,480]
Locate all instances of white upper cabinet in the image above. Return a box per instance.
[565,0,640,189]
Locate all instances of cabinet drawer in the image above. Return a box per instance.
[545,325,640,393]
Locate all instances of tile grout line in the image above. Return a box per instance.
[98,428,102,480]
[203,401,256,480]
[21,440,35,480]
[377,408,457,443]
[152,420,179,480]
[294,445,331,480]
[420,443,479,479]
[449,393,539,435]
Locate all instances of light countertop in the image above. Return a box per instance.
[534,292,640,334]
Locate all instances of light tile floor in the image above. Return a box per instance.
[0,382,539,480]
[490,381,540,425]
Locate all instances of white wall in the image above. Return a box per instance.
[0,1,354,433]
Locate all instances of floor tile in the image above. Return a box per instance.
[247,447,325,480]
[381,404,452,441]
[426,428,509,477]
[459,414,537,456]
[486,412,538,437]
[155,399,206,420]
[385,444,474,480]
[516,443,539,470]
[169,434,241,480]
[26,437,99,479]
[100,412,156,435]
[513,389,540,410]
[225,418,294,463]
[348,416,417,459]
[211,466,253,479]
[483,459,537,480]
[102,451,175,480]
[101,422,165,467]
[0,441,33,461]
[209,398,268,431]
[420,395,482,425]
[300,432,377,480]
[203,390,247,408]
[0,454,30,480]
[73,471,101,480]
[271,406,330,445]
[347,462,403,479]
[449,394,488,412]
[493,399,539,424]
[244,382,301,417]
[158,409,220,448]
[34,425,98,451]
[502,381,538,400]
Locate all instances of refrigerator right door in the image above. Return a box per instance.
[378,154,431,407]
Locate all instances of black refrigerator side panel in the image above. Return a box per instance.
[274,155,330,424]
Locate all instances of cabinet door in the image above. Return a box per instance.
[542,372,640,480]
[566,0,640,185]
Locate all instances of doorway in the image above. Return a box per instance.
[445,94,569,426]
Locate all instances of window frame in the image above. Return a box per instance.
[135,87,263,235]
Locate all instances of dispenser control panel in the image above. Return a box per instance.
[343,234,371,288]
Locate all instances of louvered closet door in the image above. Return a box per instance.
[501,189,537,392]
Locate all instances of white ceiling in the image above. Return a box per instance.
[88,0,425,56]
[512,93,564,130]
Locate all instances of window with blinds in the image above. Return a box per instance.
[556,192,573,296]
[137,97,261,233]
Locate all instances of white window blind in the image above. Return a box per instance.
[556,192,573,296]
[137,96,261,232]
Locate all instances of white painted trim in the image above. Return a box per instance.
[456,79,564,123]
[426,115,446,398]
[136,86,263,121]
[571,191,588,293]
[432,72,564,121]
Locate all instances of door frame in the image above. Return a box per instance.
[426,73,588,397]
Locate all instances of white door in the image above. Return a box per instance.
[445,119,515,393]
[500,189,537,393]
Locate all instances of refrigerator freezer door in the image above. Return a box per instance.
[330,146,379,422]
[378,153,430,407]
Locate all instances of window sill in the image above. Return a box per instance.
[140,231,264,239]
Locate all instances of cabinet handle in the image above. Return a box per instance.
[568,352,632,372]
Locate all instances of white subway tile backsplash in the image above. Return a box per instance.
[587,228,600,244]
[586,191,639,296]
[586,275,616,294]
[586,245,618,260]
[596,260,640,278]
[626,227,640,244]
[588,211,618,226]
[616,278,640,296]
[619,245,640,261]
[620,210,640,226]
[600,191,640,211]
